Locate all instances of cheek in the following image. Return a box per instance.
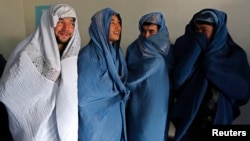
[110,26,115,32]
[54,26,64,35]
[152,31,157,35]
[141,30,147,36]
[69,28,75,34]
[54,27,58,33]
[71,28,75,33]
[206,31,213,39]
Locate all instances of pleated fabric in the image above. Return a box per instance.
[125,12,173,141]
[0,4,81,141]
[171,8,250,141]
[78,8,130,141]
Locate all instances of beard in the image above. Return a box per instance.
[56,36,70,46]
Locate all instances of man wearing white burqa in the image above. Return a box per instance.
[0,4,81,141]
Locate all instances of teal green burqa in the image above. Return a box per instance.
[126,12,173,141]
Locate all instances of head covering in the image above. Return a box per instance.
[88,8,122,49]
[126,12,173,141]
[194,10,218,25]
[136,12,171,57]
[0,4,80,141]
[78,8,129,141]
[51,4,77,27]
[139,12,165,32]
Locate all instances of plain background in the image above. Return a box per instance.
[0,0,249,136]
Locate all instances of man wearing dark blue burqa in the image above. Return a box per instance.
[78,8,130,141]
[171,8,250,141]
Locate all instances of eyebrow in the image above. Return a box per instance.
[58,17,76,22]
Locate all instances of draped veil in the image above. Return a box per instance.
[78,8,129,141]
[171,9,250,141]
[0,4,81,141]
[126,12,173,141]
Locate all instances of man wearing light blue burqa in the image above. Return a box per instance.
[125,12,173,141]
[78,8,130,141]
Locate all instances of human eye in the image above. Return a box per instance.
[150,30,157,35]
[110,20,115,25]
[57,19,64,25]
[201,29,209,33]
[117,20,121,25]
[70,22,75,27]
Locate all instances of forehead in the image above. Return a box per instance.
[142,24,158,30]
[111,15,120,21]
[59,17,75,22]
[195,23,213,28]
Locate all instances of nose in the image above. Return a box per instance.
[196,29,202,33]
[142,31,151,38]
[114,23,121,30]
[145,32,151,38]
[62,23,70,31]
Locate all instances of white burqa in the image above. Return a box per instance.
[0,4,80,141]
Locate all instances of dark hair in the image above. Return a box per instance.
[112,14,122,25]
[142,22,160,30]
[195,20,215,27]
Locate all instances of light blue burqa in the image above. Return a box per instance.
[125,12,173,141]
[78,8,130,141]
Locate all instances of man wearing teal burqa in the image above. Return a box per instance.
[78,8,130,141]
[125,12,173,141]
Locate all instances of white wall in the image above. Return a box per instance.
[0,0,249,124]
[1,0,250,60]
[0,0,26,59]
[21,0,250,60]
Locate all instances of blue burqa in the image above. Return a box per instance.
[171,9,250,141]
[78,8,130,141]
[125,12,173,141]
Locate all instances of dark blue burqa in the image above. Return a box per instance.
[78,8,130,141]
[171,9,250,141]
[126,12,173,141]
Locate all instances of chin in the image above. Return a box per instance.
[61,38,71,43]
